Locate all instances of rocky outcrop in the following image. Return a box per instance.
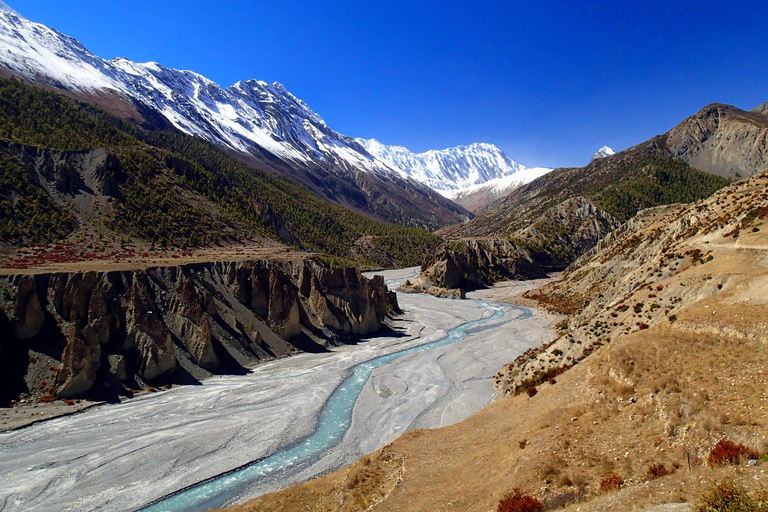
[419,239,547,292]
[409,197,619,295]
[0,257,395,403]
[664,103,768,178]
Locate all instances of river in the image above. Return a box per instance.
[0,268,556,512]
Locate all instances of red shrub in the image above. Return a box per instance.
[708,439,759,466]
[647,462,674,479]
[526,387,538,397]
[498,489,544,512]
[599,473,624,492]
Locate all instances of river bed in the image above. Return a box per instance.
[0,268,557,512]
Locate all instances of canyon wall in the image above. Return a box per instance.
[0,258,397,404]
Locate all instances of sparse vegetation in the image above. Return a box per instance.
[497,489,544,512]
[708,439,760,467]
[646,462,674,479]
[695,480,768,512]
[598,473,624,492]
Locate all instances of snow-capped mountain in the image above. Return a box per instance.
[359,139,526,192]
[360,139,552,211]
[0,2,556,224]
[0,3,471,228]
[445,167,553,212]
[591,146,616,161]
[0,4,387,176]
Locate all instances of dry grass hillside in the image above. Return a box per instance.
[221,172,768,512]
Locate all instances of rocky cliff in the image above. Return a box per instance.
[402,196,619,295]
[0,258,397,404]
[414,239,547,293]
[663,103,768,178]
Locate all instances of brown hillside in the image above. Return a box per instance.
[221,172,768,512]
[441,101,768,240]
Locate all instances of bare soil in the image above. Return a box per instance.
[0,400,101,431]
[0,239,311,275]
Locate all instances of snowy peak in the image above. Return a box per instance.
[0,2,532,201]
[0,6,120,93]
[591,146,616,161]
[0,5,378,171]
[445,166,553,212]
[0,1,18,15]
[358,138,528,192]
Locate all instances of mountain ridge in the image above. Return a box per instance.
[0,4,471,229]
[0,77,444,269]
[360,138,552,211]
[441,99,768,240]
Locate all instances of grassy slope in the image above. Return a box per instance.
[224,172,768,511]
[0,78,440,268]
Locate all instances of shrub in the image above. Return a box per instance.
[647,462,674,479]
[527,387,538,397]
[543,490,584,509]
[514,363,574,395]
[498,489,544,512]
[599,473,624,492]
[708,439,760,466]
[695,480,768,512]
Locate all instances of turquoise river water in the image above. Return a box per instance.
[139,301,505,512]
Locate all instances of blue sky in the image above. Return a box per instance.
[13,0,768,168]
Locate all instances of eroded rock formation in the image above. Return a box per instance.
[0,258,396,403]
[405,197,619,295]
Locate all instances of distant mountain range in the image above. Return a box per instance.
[441,100,768,241]
[0,3,549,222]
[359,139,552,211]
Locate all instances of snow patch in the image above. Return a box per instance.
[591,146,616,161]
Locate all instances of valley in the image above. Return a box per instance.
[0,268,558,512]
[232,172,768,512]
[1,2,768,511]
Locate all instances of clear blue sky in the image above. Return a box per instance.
[13,0,768,168]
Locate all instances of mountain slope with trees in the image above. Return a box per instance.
[0,4,471,231]
[0,78,440,269]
